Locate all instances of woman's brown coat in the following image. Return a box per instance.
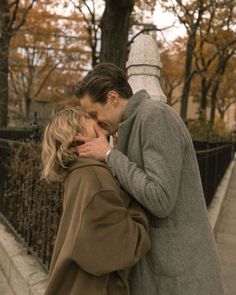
[44,157,150,295]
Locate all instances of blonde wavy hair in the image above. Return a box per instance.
[41,107,90,183]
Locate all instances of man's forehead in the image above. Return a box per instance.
[80,95,95,111]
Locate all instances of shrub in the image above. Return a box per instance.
[187,118,231,142]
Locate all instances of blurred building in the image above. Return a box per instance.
[172,97,236,132]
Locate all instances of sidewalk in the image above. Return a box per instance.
[216,162,236,295]
[0,266,15,295]
[0,220,48,295]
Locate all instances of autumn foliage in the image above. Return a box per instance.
[0,0,235,135]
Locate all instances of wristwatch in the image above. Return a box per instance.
[104,148,112,162]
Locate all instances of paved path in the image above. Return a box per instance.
[216,162,236,295]
[0,266,15,295]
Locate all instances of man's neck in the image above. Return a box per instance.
[119,98,129,122]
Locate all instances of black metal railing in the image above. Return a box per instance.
[0,129,32,141]
[0,136,235,270]
[0,139,63,271]
[0,113,42,142]
[194,141,234,206]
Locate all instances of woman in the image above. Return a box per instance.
[42,107,150,295]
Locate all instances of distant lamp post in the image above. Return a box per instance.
[30,112,40,142]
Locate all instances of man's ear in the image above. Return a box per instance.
[107,90,119,107]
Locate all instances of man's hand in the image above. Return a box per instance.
[74,124,111,161]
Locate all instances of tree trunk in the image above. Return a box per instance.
[100,0,134,70]
[219,110,225,120]
[0,0,10,127]
[0,36,9,127]
[0,0,35,127]
[22,96,31,122]
[179,3,205,123]
[199,77,210,121]
[180,34,196,123]
[209,52,233,126]
[209,80,219,126]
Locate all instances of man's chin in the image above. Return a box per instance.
[98,124,116,137]
[99,127,109,137]
[107,127,117,136]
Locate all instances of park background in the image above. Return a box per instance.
[0,0,235,137]
[0,1,236,295]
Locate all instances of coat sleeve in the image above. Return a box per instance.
[72,190,150,276]
[106,106,186,218]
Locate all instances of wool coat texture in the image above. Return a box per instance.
[106,90,224,295]
[44,158,150,295]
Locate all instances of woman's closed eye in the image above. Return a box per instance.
[89,112,97,120]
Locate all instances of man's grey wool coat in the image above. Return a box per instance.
[106,90,224,295]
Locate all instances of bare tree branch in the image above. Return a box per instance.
[11,0,36,35]
[83,0,93,18]
[8,0,20,30]
[33,62,60,98]
[128,23,176,46]
[69,0,91,28]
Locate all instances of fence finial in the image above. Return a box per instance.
[126,33,167,102]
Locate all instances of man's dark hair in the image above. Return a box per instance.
[74,63,133,104]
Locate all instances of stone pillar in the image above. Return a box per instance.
[126,34,167,102]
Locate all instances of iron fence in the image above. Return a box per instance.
[0,129,32,141]
[0,139,63,271]
[0,134,235,270]
[0,112,42,142]
[194,141,234,206]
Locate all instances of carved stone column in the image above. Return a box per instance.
[126,34,167,102]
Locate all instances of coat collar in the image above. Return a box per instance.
[68,157,107,173]
[122,89,150,121]
[116,90,150,154]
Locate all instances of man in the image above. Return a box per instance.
[74,63,224,295]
